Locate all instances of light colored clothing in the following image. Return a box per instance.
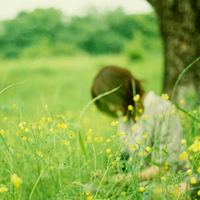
[118,91,188,172]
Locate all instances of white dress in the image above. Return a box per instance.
[118,91,188,173]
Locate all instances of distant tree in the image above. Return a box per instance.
[0,8,161,57]
[147,0,200,102]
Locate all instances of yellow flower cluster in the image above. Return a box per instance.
[111,121,118,126]
[133,94,140,102]
[0,186,8,193]
[188,140,200,152]
[179,151,188,161]
[11,173,22,188]
[161,93,169,100]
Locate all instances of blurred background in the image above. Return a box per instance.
[0,0,164,123]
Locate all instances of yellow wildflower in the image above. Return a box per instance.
[138,152,142,157]
[193,110,197,114]
[57,123,61,128]
[121,191,126,196]
[128,105,134,111]
[86,129,93,135]
[190,177,197,184]
[161,176,167,181]
[174,185,179,196]
[106,149,111,154]
[129,157,133,162]
[44,105,48,109]
[0,186,8,193]
[87,196,93,200]
[64,141,70,146]
[86,191,90,195]
[111,121,118,126]
[94,137,99,142]
[132,145,137,150]
[11,173,22,188]
[106,139,111,143]
[25,128,29,133]
[0,129,5,135]
[137,139,141,144]
[146,147,151,152]
[131,124,138,131]
[125,141,130,146]
[13,104,18,109]
[135,116,139,122]
[198,190,200,196]
[180,100,185,104]
[145,115,149,120]
[133,94,140,102]
[16,153,21,158]
[19,121,26,127]
[139,186,145,192]
[181,139,187,145]
[108,154,113,158]
[122,116,127,122]
[185,164,190,169]
[68,146,72,152]
[116,157,120,161]
[61,123,67,129]
[143,133,148,139]
[47,117,52,123]
[37,151,43,157]
[42,117,46,121]
[197,166,200,173]
[161,93,169,100]
[164,162,169,170]
[87,135,92,143]
[117,132,125,137]
[139,108,143,114]
[179,151,188,161]
[171,110,175,114]
[48,166,53,171]
[22,136,27,141]
[68,130,75,138]
[159,115,163,119]
[187,169,192,175]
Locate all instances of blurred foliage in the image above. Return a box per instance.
[0,7,162,59]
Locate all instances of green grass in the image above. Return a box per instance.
[0,53,163,121]
[3,53,200,199]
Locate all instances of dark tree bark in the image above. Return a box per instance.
[147,0,200,103]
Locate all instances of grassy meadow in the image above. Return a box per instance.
[0,53,200,199]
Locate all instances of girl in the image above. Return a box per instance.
[91,66,190,196]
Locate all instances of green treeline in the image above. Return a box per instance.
[0,7,162,59]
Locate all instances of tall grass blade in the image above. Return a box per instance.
[171,56,200,102]
[176,105,200,123]
[0,81,26,96]
[0,81,26,158]
[77,85,121,160]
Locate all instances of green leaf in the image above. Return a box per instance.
[143,158,161,167]
[78,131,88,160]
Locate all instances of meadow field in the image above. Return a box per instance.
[0,53,200,200]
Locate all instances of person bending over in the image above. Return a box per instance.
[91,66,190,196]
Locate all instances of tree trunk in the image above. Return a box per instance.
[147,0,200,103]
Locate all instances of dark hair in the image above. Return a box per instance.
[91,66,144,117]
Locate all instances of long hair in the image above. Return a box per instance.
[91,66,144,118]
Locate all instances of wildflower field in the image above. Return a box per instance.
[0,54,200,199]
